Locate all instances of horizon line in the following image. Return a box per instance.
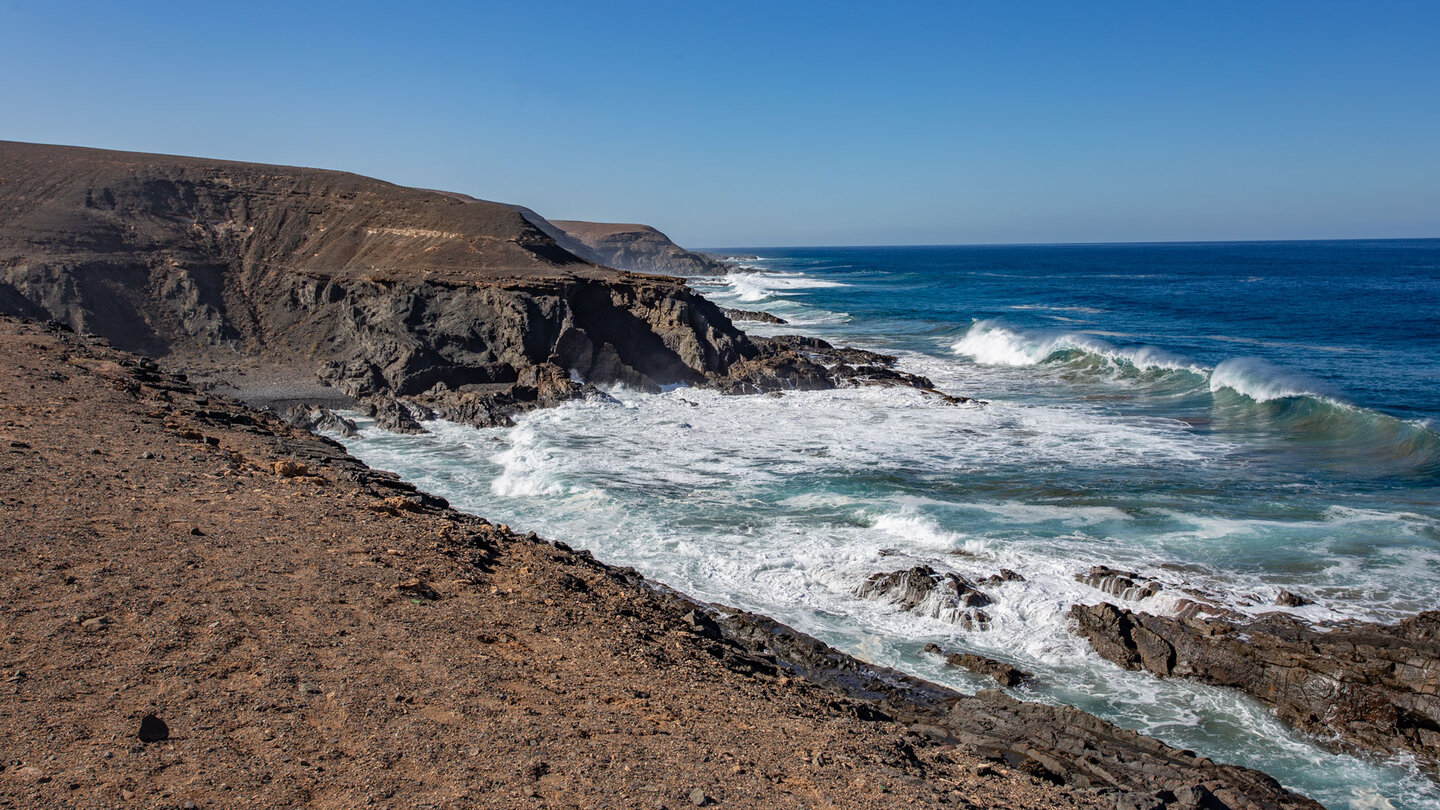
[699,236,1440,252]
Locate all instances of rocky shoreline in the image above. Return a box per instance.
[1070,599,1440,770]
[0,316,1320,808]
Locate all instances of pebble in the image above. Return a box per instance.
[688,787,708,806]
[80,616,112,633]
[138,713,169,743]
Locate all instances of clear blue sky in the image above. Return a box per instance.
[2,1,1437,247]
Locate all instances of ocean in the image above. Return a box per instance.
[336,240,1440,809]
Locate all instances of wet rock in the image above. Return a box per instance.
[1274,590,1314,608]
[709,351,834,395]
[1076,566,1163,601]
[982,569,1026,586]
[942,653,1032,688]
[830,364,936,390]
[137,714,169,743]
[711,608,1320,807]
[855,566,992,627]
[282,405,359,438]
[721,307,787,325]
[370,397,428,434]
[1069,602,1440,768]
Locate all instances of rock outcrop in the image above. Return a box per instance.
[1069,602,1440,769]
[856,566,993,629]
[710,606,1320,809]
[721,306,787,324]
[526,215,730,276]
[0,142,780,425]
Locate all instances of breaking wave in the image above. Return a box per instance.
[954,321,1440,472]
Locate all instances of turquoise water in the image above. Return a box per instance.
[340,240,1440,809]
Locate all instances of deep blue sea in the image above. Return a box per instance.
[339,240,1440,809]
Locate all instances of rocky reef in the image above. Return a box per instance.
[1069,601,1440,769]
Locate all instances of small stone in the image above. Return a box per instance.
[189,527,205,536]
[271,459,308,478]
[80,616,112,633]
[121,788,136,800]
[688,787,709,806]
[138,713,169,743]
[138,451,154,460]
[298,682,323,695]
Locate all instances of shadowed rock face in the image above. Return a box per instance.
[0,141,760,423]
[1069,602,1440,769]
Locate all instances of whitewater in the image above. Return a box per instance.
[337,240,1440,809]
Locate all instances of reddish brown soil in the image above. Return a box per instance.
[0,318,1097,809]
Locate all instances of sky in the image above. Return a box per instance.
[1,1,1437,247]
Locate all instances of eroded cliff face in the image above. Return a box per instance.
[0,141,758,423]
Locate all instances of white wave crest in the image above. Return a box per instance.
[1208,358,1335,403]
[953,320,1202,373]
[722,271,848,303]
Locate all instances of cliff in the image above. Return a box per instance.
[527,214,731,277]
[0,141,769,425]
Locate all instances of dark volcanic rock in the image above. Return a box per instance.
[720,307,787,325]
[944,652,1031,688]
[856,566,993,629]
[282,405,359,438]
[1274,589,1314,608]
[137,714,169,743]
[707,605,1320,808]
[1076,565,1164,601]
[709,351,834,395]
[924,645,1033,688]
[1069,602,1440,768]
